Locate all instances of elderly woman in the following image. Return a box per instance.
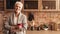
[4,1,28,34]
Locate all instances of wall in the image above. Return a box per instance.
[23,11,60,30]
[23,11,60,25]
[0,13,3,34]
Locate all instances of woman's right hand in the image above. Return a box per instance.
[10,26,16,32]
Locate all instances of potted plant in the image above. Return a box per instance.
[43,24,48,30]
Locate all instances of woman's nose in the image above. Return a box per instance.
[17,7,19,9]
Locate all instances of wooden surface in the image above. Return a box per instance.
[27,30,60,34]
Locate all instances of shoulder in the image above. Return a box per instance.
[21,13,27,18]
[8,13,14,19]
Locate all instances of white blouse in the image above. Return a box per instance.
[14,14,18,25]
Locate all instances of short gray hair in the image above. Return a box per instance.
[15,1,23,7]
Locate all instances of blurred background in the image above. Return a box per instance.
[0,0,60,34]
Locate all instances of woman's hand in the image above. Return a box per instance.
[10,26,16,32]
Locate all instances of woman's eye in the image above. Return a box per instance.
[19,7,21,8]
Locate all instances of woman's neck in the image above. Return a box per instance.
[15,13,20,17]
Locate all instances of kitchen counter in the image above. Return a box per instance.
[27,30,60,34]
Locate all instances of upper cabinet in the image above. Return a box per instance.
[42,0,56,9]
[59,0,60,9]
[24,0,39,11]
[58,0,60,11]
[4,0,60,11]
[41,0,57,11]
[24,0,38,9]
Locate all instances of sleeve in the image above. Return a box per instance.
[23,16,28,30]
[4,17,11,30]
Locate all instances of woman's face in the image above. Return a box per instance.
[15,3,23,14]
